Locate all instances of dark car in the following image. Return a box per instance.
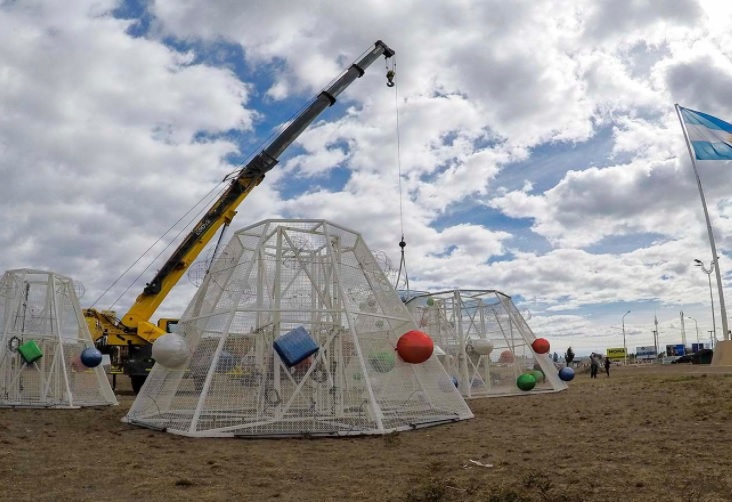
[671,348,713,365]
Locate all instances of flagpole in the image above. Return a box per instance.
[675,103,730,342]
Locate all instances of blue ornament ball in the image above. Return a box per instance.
[80,347,103,368]
[558,366,575,382]
[438,375,459,392]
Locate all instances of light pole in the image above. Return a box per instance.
[622,310,631,366]
[694,258,717,342]
[686,315,700,349]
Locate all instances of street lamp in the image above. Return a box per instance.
[622,310,631,366]
[694,258,717,342]
[686,315,700,349]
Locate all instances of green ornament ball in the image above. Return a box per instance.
[517,373,537,391]
[530,370,545,383]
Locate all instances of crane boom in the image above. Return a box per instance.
[85,41,394,389]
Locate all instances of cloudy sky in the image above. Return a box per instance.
[2,0,732,356]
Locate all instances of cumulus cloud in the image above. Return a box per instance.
[0,0,255,306]
[2,0,732,354]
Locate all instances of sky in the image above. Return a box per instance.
[2,0,732,357]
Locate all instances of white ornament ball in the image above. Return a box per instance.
[152,333,189,368]
[472,339,495,355]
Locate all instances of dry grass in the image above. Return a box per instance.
[1,364,732,501]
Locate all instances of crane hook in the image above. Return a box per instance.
[386,69,396,87]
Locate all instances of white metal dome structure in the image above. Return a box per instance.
[406,290,567,398]
[0,269,118,408]
[125,220,473,437]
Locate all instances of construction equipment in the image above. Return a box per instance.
[84,40,396,392]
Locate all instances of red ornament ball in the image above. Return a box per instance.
[531,338,550,354]
[499,350,514,364]
[396,330,434,364]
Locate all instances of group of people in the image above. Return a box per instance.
[589,352,611,378]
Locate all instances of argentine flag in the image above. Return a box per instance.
[679,106,732,160]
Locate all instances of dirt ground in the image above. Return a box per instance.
[1,363,732,502]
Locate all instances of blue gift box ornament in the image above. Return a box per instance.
[273,326,319,367]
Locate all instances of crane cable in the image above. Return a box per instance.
[89,182,228,310]
[388,58,410,296]
[93,46,400,312]
[91,94,305,311]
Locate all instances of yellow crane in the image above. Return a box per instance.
[84,40,395,392]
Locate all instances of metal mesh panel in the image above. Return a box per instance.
[0,269,118,408]
[407,290,567,398]
[126,220,473,437]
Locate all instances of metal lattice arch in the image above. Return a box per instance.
[125,220,473,437]
[406,290,567,398]
[0,269,118,408]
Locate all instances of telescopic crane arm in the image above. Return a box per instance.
[89,40,395,346]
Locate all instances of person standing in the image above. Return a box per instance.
[604,355,611,377]
[565,346,575,366]
[590,353,599,378]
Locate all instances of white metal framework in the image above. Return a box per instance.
[125,220,473,437]
[0,269,118,408]
[406,290,567,398]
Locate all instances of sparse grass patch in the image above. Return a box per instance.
[488,489,531,502]
[5,364,732,502]
[384,431,402,448]
[399,477,450,502]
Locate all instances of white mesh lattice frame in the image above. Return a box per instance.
[125,220,473,437]
[0,269,118,408]
[407,290,567,398]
